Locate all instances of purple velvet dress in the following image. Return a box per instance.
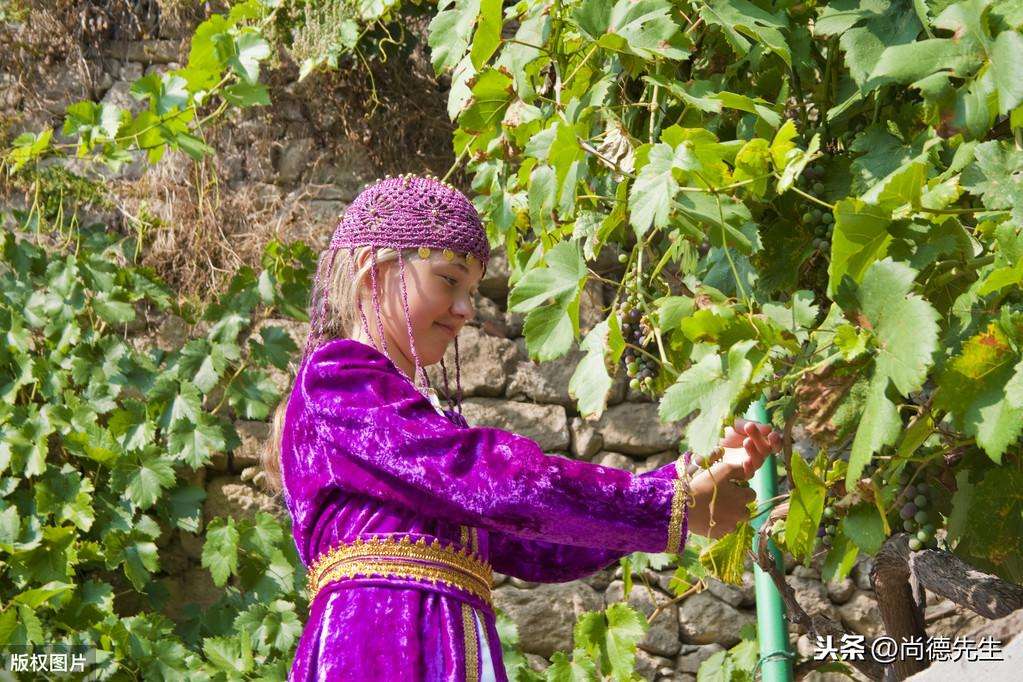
[281,338,690,681]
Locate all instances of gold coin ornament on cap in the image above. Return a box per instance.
[443,248,454,261]
[465,253,476,266]
[418,247,431,259]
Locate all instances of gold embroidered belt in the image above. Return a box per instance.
[306,534,494,609]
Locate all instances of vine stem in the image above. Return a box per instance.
[564,43,598,86]
[501,38,551,54]
[211,363,246,415]
[917,206,1009,216]
[442,135,478,183]
[927,254,996,290]
[713,189,750,307]
[648,582,703,624]
[786,183,836,210]
[777,349,845,388]
[676,175,765,193]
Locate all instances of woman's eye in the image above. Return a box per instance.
[443,276,458,286]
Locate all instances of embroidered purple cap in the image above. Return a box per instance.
[302,173,490,418]
[330,174,490,267]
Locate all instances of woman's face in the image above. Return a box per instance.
[354,249,485,370]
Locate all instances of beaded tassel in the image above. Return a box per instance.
[397,249,426,392]
[368,248,390,360]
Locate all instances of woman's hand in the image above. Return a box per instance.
[683,418,783,540]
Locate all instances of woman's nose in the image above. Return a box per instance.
[453,292,475,321]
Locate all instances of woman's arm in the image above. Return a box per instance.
[487,459,691,582]
[283,339,688,555]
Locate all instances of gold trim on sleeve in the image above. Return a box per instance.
[666,478,692,554]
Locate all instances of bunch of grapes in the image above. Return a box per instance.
[798,164,827,194]
[897,469,939,551]
[617,298,658,394]
[804,207,834,251]
[796,165,834,252]
[817,503,839,548]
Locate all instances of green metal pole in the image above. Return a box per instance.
[743,397,793,682]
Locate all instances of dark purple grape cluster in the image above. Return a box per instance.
[897,468,938,551]
[618,297,657,394]
[798,164,826,194]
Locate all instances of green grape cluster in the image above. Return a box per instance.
[798,166,834,252]
[897,469,939,551]
[817,503,839,548]
[617,295,657,395]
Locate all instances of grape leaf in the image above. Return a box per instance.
[226,371,280,421]
[168,413,226,468]
[841,503,886,554]
[522,299,579,362]
[822,529,860,583]
[827,199,893,297]
[660,339,759,457]
[130,73,190,115]
[229,32,270,84]
[202,516,240,587]
[733,138,771,198]
[859,258,939,395]
[936,322,1023,462]
[428,0,483,74]
[234,600,303,655]
[468,0,502,69]
[991,29,1023,114]
[846,259,938,485]
[459,67,514,135]
[836,0,922,90]
[699,521,754,585]
[700,0,791,66]
[960,468,1023,582]
[545,648,598,681]
[628,143,680,239]
[569,317,625,419]
[508,241,587,313]
[786,453,827,561]
[869,38,983,87]
[575,0,690,61]
[961,141,1023,214]
[248,327,298,371]
[603,602,647,679]
[847,373,901,489]
[161,484,206,533]
[114,449,177,510]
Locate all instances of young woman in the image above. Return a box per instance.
[261,174,782,681]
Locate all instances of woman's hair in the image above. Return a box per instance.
[259,244,403,496]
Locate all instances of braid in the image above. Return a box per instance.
[440,355,452,412]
